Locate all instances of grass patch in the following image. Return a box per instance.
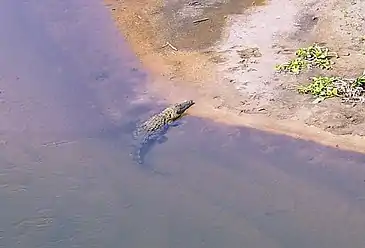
[298,74,365,103]
[275,44,338,74]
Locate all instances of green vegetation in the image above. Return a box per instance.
[298,75,365,103]
[298,76,339,99]
[275,44,337,74]
[275,43,365,104]
[275,57,309,74]
[351,73,365,88]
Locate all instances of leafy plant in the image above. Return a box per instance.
[275,58,308,74]
[295,44,336,70]
[298,74,365,104]
[298,76,339,100]
[275,44,337,74]
[351,74,365,88]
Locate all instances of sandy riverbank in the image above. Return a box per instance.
[104,0,365,153]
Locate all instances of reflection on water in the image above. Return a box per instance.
[1,0,365,248]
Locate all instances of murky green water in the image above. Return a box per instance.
[1,1,365,247]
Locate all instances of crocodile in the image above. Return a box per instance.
[132,100,195,166]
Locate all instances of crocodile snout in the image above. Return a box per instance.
[176,100,195,114]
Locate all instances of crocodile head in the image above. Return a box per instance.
[161,100,195,123]
[174,100,195,115]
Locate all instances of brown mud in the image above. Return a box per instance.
[104,0,365,153]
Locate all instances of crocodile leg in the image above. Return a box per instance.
[169,121,183,127]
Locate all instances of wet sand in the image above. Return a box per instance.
[105,0,365,153]
[1,0,365,248]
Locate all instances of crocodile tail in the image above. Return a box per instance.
[132,145,144,165]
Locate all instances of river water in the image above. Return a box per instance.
[1,1,365,248]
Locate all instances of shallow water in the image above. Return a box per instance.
[1,0,365,248]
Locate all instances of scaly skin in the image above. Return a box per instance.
[132,100,195,165]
